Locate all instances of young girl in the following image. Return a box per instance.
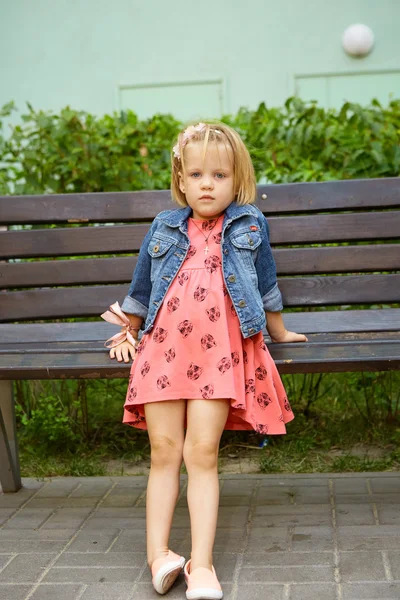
[102,122,307,599]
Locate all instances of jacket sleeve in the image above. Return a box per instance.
[255,211,283,312]
[120,219,157,320]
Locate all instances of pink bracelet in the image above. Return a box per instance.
[100,302,141,349]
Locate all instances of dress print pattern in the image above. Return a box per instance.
[123,216,294,433]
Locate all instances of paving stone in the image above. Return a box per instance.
[338,525,400,551]
[36,479,82,498]
[336,493,400,504]
[0,585,33,599]
[257,485,330,505]
[70,480,115,498]
[0,541,66,553]
[242,551,334,567]
[79,582,136,599]
[253,504,331,527]
[101,493,142,507]
[342,582,400,599]
[41,507,94,529]
[289,583,337,599]
[336,503,376,526]
[239,564,334,583]
[255,488,296,505]
[339,550,387,581]
[43,566,141,583]
[108,529,187,553]
[55,552,145,568]
[235,583,284,599]
[66,528,121,553]
[93,507,146,519]
[291,526,334,552]
[218,495,256,507]
[334,478,368,494]
[29,584,84,599]
[29,497,98,508]
[213,528,250,552]
[211,506,249,528]
[81,508,146,530]
[1,508,55,530]
[0,554,13,569]
[0,553,56,583]
[0,529,75,540]
[0,489,39,508]
[378,506,400,525]
[387,550,400,579]
[220,480,258,494]
[370,478,400,494]
[0,508,17,525]
[259,477,329,487]
[246,526,289,552]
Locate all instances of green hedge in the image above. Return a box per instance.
[1,96,399,196]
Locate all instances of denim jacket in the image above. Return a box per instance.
[121,201,283,339]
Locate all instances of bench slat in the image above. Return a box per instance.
[0,337,398,378]
[1,178,400,224]
[2,244,399,288]
[2,332,400,353]
[1,276,399,321]
[1,212,399,259]
[0,310,399,343]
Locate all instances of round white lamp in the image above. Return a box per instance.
[342,24,374,57]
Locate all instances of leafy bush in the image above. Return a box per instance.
[1,96,399,195]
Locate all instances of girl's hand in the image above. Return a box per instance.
[270,329,308,343]
[109,341,137,363]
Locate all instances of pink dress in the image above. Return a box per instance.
[123,216,294,433]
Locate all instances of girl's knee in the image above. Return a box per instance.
[150,434,183,468]
[183,439,219,471]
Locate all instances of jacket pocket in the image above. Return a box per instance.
[230,230,261,276]
[230,231,262,251]
[147,236,176,283]
[147,236,175,258]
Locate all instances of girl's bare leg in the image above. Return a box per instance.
[144,399,186,567]
[183,398,230,571]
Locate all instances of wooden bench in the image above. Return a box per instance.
[1,177,399,493]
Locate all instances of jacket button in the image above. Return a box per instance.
[228,274,236,283]
[153,245,159,252]
[248,328,255,334]
[238,300,246,308]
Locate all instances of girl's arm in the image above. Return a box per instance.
[265,311,308,343]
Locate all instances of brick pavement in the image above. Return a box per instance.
[0,473,400,599]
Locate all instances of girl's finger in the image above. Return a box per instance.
[116,347,123,362]
[122,346,130,363]
[109,348,115,359]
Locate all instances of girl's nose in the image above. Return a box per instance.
[201,176,214,189]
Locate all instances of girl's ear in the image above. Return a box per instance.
[178,171,185,194]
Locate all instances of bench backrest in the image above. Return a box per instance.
[1,178,399,322]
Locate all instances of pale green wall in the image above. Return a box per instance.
[1,0,399,121]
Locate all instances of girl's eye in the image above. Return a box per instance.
[191,172,201,178]
[215,173,225,179]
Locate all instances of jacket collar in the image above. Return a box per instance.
[158,202,255,228]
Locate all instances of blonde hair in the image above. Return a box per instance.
[171,121,256,207]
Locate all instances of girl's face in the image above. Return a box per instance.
[178,141,235,221]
